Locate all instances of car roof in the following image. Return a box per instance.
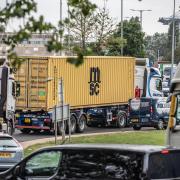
[0,133,12,138]
[40,144,173,154]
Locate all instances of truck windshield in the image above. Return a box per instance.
[148,151,180,179]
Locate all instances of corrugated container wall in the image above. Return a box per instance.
[15,56,135,111]
[47,56,135,110]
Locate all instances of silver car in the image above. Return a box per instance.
[0,133,23,172]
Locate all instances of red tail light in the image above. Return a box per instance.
[44,118,51,123]
[150,106,153,113]
[161,150,169,154]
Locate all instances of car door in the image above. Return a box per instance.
[139,98,151,124]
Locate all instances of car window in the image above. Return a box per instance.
[0,137,18,147]
[59,150,104,179]
[148,151,180,179]
[58,150,143,180]
[104,151,143,180]
[24,150,62,177]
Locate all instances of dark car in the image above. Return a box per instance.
[128,97,170,130]
[1,144,180,180]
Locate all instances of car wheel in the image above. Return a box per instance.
[156,120,164,130]
[117,113,127,128]
[76,115,86,133]
[133,125,141,130]
[20,129,31,134]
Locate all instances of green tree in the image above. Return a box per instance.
[144,33,169,62]
[106,17,145,57]
[0,0,97,68]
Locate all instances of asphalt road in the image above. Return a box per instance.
[13,126,156,142]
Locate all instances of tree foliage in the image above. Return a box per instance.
[0,0,97,68]
[106,17,145,57]
[144,33,169,62]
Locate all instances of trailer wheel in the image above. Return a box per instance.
[20,129,31,134]
[57,121,66,135]
[117,113,127,128]
[32,129,41,134]
[66,115,77,134]
[76,115,86,133]
[133,125,141,130]
[156,120,164,130]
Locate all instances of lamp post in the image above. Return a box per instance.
[171,0,175,80]
[130,9,152,30]
[60,0,63,56]
[121,0,123,56]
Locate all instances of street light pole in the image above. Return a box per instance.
[171,0,175,80]
[130,9,152,30]
[60,0,63,56]
[121,0,123,56]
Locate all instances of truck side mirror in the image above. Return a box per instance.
[16,82,20,97]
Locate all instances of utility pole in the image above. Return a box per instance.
[130,9,152,30]
[60,0,63,56]
[121,0,123,56]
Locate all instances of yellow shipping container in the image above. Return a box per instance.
[15,56,135,111]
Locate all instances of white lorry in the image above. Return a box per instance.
[0,56,20,135]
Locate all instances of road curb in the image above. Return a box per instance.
[21,131,131,149]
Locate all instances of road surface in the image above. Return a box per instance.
[13,126,155,142]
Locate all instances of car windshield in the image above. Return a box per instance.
[0,137,18,147]
[148,151,180,179]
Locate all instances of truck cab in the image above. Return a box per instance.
[0,56,20,134]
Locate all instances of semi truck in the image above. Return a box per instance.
[15,56,135,133]
[0,56,20,135]
[85,58,163,128]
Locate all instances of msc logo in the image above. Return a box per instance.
[88,67,101,96]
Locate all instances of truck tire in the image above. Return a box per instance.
[156,120,164,130]
[76,115,86,133]
[117,113,127,128]
[32,129,41,134]
[133,125,141,130]
[20,129,31,134]
[66,115,77,134]
[7,121,14,135]
[57,121,66,135]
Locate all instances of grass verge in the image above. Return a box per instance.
[25,130,165,156]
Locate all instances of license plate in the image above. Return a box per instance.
[24,118,31,123]
[131,119,139,123]
[0,152,11,158]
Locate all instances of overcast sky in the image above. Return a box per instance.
[2,0,179,35]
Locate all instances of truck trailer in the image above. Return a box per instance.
[15,56,135,133]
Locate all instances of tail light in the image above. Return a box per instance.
[150,106,153,113]
[44,118,51,123]
[161,150,169,154]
